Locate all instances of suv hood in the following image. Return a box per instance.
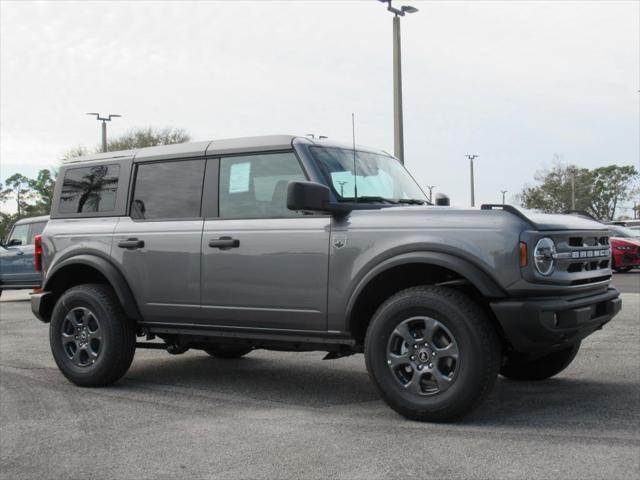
[377,205,607,232]
[521,211,606,231]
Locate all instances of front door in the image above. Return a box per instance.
[0,221,45,286]
[201,152,330,331]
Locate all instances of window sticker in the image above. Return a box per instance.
[229,162,251,193]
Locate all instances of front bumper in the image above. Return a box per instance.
[31,291,55,323]
[491,287,621,354]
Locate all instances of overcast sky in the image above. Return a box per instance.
[1,0,639,213]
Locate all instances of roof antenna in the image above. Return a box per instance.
[352,113,358,200]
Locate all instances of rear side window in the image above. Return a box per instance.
[59,165,120,214]
[28,222,46,243]
[131,160,205,220]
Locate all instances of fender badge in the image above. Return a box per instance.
[333,235,347,249]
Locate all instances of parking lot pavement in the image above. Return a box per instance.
[612,269,640,294]
[0,295,638,480]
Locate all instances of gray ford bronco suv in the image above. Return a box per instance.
[32,135,621,421]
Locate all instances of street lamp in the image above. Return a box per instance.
[425,185,436,203]
[87,113,122,153]
[465,154,479,207]
[378,0,418,164]
[501,190,508,205]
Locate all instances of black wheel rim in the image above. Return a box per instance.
[386,316,460,396]
[61,307,102,367]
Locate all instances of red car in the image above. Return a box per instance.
[609,225,640,272]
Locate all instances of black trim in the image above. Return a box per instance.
[481,204,536,228]
[201,157,220,218]
[43,254,141,321]
[140,321,356,347]
[491,286,621,354]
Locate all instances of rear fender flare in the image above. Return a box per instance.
[44,254,141,321]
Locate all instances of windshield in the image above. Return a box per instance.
[609,225,640,238]
[310,147,427,203]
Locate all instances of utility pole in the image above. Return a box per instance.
[501,190,508,205]
[465,154,478,207]
[87,113,122,152]
[378,0,418,164]
[425,185,436,203]
[571,171,576,210]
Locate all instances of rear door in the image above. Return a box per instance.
[112,158,206,324]
[200,151,331,331]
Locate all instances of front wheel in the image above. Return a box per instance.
[49,284,136,387]
[500,343,580,381]
[365,286,501,422]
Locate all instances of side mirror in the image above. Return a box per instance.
[8,238,22,246]
[435,193,450,207]
[287,181,351,215]
[287,181,332,212]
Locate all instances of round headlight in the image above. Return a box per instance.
[534,237,556,276]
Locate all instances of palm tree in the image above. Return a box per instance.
[60,166,118,213]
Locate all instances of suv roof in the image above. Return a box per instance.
[13,215,50,225]
[62,134,393,164]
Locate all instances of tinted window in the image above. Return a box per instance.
[8,224,29,245]
[219,152,306,219]
[131,160,205,220]
[59,165,120,214]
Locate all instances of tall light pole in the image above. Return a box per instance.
[425,185,436,203]
[501,190,508,205]
[465,154,478,207]
[87,113,122,152]
[378,0,418,164]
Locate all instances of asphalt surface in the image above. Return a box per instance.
[0,284,638,479]
[611,269,640,294]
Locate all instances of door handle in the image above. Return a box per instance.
[118,238,145,250]
[208,237,240,250]
[15,251,25,256]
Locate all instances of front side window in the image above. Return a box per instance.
[8,224,29,246]
[310,147,427,204]
[131,160,205,220]
[219,152,307,219]
[59,165,120,214]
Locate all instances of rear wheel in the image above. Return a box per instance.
[204,345,253,359]
[500,343,580,381]
[49,284,136,387]
[365,286,501,422]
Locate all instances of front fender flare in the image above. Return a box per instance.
[345,251,507,322]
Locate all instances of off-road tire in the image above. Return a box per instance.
[365,286,502,422]
[500,342,580,381]
[204,345,253,359]
[49,284,136,387]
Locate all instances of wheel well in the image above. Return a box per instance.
[40,264,113,322]
[348,263,505,346]
[47,264,110,297]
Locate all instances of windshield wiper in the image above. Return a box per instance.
[397,199,426,205]
[340,196,398,204]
